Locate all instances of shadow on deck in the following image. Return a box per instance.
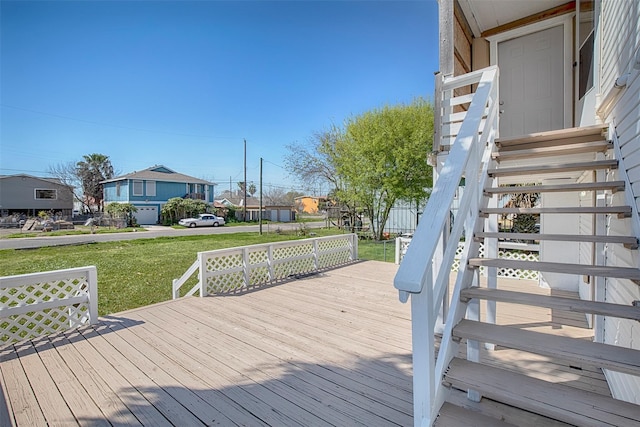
[0,261,606,426]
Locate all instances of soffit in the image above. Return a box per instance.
[457,0,570,37]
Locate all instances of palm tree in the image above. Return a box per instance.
[76,153,114,212]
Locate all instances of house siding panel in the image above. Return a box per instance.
[599,1,639,405]
[156,181,189,201]
[103,182,129,202]
[0,175,73,212]
[599,0,637,93]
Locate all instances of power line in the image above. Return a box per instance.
[0,167,52,175]
[263,159,285,169]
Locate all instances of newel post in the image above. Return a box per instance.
[87,266,99,325]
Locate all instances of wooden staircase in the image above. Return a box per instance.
[435,125,640,426]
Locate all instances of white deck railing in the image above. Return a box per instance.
[396,238,540,280]
[394,66,499,426]
[0,266,98,343]
[173,234,359,298]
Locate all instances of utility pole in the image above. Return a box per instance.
[243,139,247,222]
[259,157,263,235]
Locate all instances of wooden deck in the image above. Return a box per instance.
[0,261,609,426]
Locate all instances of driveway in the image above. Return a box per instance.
[0,222,326,250]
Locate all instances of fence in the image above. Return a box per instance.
[0,266,99,343]
[173,234,359,298]
[396,237,539,280]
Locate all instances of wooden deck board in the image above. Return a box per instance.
[0,261,613,426]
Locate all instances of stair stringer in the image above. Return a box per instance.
[432,150,500,413]
[437,124,640,425]
[599,125,640,404]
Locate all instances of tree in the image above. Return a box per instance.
[336,98,434,239]
[76,154,115,212]
[504,187,540,236]
[48,161,87,211]
[284,126,342,190]
[263,188,303,206]
[287,98,434,239]
[247,183,257,197]
[285,126,360,226]
[160,197,209,225]
[105,202,138,227]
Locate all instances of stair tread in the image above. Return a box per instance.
[492,141,611,161]
[468,258,640,281]
[484,181,625,194]
[436,402,518,426]
[475,232,638,248]
[442,387,574,427]
[495,125,607,148]
[460,287,640,321]
[481,206,631,215]
[454,320,640,376]
[488,160,618,177]
[445,358,640,427]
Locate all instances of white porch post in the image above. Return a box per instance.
[410,268,436,426]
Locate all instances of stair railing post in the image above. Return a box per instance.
[198,252,206,297]
[594,152,608,341]
[484,176,498,350]
[433,71,443,153]
[410,264,437,426]
[465,133,482,403]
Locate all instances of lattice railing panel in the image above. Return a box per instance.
[317,237,350,253]
[272,243,314,260]
[272,257,315,281]
[450,242,539,280]
[248,250,268,266]
[318,250,351,269]
[0,277,88,307]
[0,304,89,342]
[249,266,270,286]
[205,271,244,294]
[187,235,358,296]
[497,249,539,280]
[0,267,98,343]
[205,253,243,273]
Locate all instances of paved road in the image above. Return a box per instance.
[0,222,327,250]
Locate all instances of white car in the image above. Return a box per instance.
[179,214,225,228]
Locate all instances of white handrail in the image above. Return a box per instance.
[172,259,200,299]
[393,65,499,426]
[395,65,498,295]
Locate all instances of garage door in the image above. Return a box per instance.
[134,206,157,225]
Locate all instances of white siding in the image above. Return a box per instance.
[599,0,640,405]
[599,1,639,94]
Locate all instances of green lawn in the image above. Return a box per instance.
[0,229,394,316]
[3,225,148,239]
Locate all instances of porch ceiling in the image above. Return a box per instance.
[458,0,569,37]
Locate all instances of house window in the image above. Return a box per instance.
[116,182,121,197]
[35,189,57,200]
[578,0,594,99]
[133,180,143,196]
[146,181,156,197]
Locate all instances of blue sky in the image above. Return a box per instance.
[1,0,438,195]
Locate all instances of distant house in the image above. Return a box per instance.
[294,195,330,214]
[102,165,216,225]
[0,174,74,217]
[217,194,296,222]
